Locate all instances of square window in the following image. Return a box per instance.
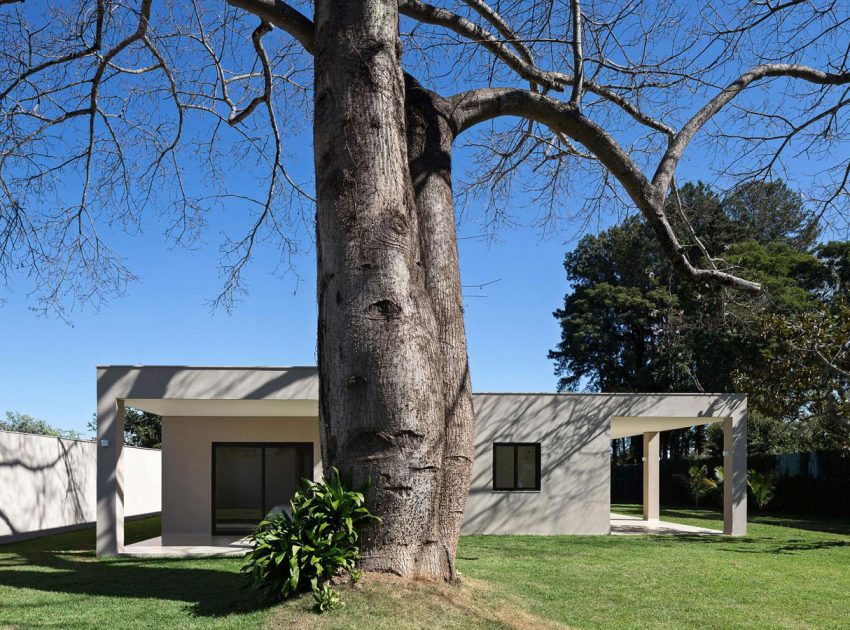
[492,443,541,491]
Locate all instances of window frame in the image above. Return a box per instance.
[491,442,542,492]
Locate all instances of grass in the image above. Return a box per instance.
[1,508,849,629]
[457,506,850,629]
[0,518,272,629]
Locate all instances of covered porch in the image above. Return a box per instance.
[96,365,321,556]
[609,414,747,536]
[96,365,747,554]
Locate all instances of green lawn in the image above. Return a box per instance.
[1,508,848,629]
[0,518,271,629]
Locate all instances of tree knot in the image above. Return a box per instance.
[366,299,402,321]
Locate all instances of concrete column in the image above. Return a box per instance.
[642,431,660,521]
[723,414,747,536]
[96,397,124,556]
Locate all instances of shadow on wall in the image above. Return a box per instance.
[0,432,93,539]
[97,365,319,405]
[465,394,610,534]
[463,393,745,534]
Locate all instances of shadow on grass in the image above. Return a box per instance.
[0,516,163,554]
[0,550,272,618]
[640,530,850,556]
[0,518,271,619]
[749,514,850,536]
[616,503,850,537]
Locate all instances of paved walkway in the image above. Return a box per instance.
[610,513,722,535]
[120,535,251,558]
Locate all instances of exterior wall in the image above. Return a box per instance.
[0,430,160,542]
[96,365,319,555]
[465,394,612,535]
[161,416,321,544]
[96,365,747,549]
[464,392,747,535]
[125,447,163,517]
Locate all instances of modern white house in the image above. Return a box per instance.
[95,365,747,556]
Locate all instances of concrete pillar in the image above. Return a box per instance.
[96,397,124,556]
[723,414,747,536]
[642,431,660,521]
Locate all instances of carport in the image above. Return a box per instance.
[610,414,747,536]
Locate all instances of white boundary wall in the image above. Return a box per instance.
[0,430,160,542]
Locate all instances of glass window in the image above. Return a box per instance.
[492,443,541,491]
[214,446,262,533]
[264,445,312,513]
[494,444,515,489]
[212,443,313,534]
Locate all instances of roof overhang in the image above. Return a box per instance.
[610,415,724,439]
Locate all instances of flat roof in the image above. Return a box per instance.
[97,364,318,370]
[96,365,740,397]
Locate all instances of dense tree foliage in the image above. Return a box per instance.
[1,411,81,439]
[86,408,162,448]
[550,181,849,459]
[122,408,162,448]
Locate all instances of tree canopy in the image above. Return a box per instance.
[121,407,162,448]
[1,411,81,439]
[2,1,849,316]
[550,180,849,456]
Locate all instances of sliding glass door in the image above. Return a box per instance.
[212,442,313,535]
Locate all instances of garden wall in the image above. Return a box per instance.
[612,451,850,516]
[0,430,161,542]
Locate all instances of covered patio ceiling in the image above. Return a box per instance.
[610,415,724,439]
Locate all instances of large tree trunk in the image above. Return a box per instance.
[404,75,475,577]
[313,0,474,580]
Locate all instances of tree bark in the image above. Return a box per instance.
[405,75,475,578]
[313,0,473,580]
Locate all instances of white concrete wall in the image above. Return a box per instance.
[160,416,321,544]
[0,430,161,542]
[124,446,163,517]
[463,392,747,535]
[465,394,612,535]
[156,396,619,538]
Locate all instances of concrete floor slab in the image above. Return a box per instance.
[120,535,251,558]
[610,513,722,535]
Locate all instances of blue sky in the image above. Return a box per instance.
[0,15,597,435]
[2,1,845,435]
[0,146,577,434]
[0,80,814,436]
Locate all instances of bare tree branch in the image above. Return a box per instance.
[225,0,315,53]
[569,0,583,105]
[654,64,850,194]
[398,0,675,137]
[399,0,567,91]
[450,87,762,292]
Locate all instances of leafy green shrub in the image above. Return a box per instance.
[241,467,378,602]
[312,583,344,613]
[687,464,718,507]
[747,469,776,513]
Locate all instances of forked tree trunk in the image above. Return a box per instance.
[313,0,474,579]
[405,75,475,576]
